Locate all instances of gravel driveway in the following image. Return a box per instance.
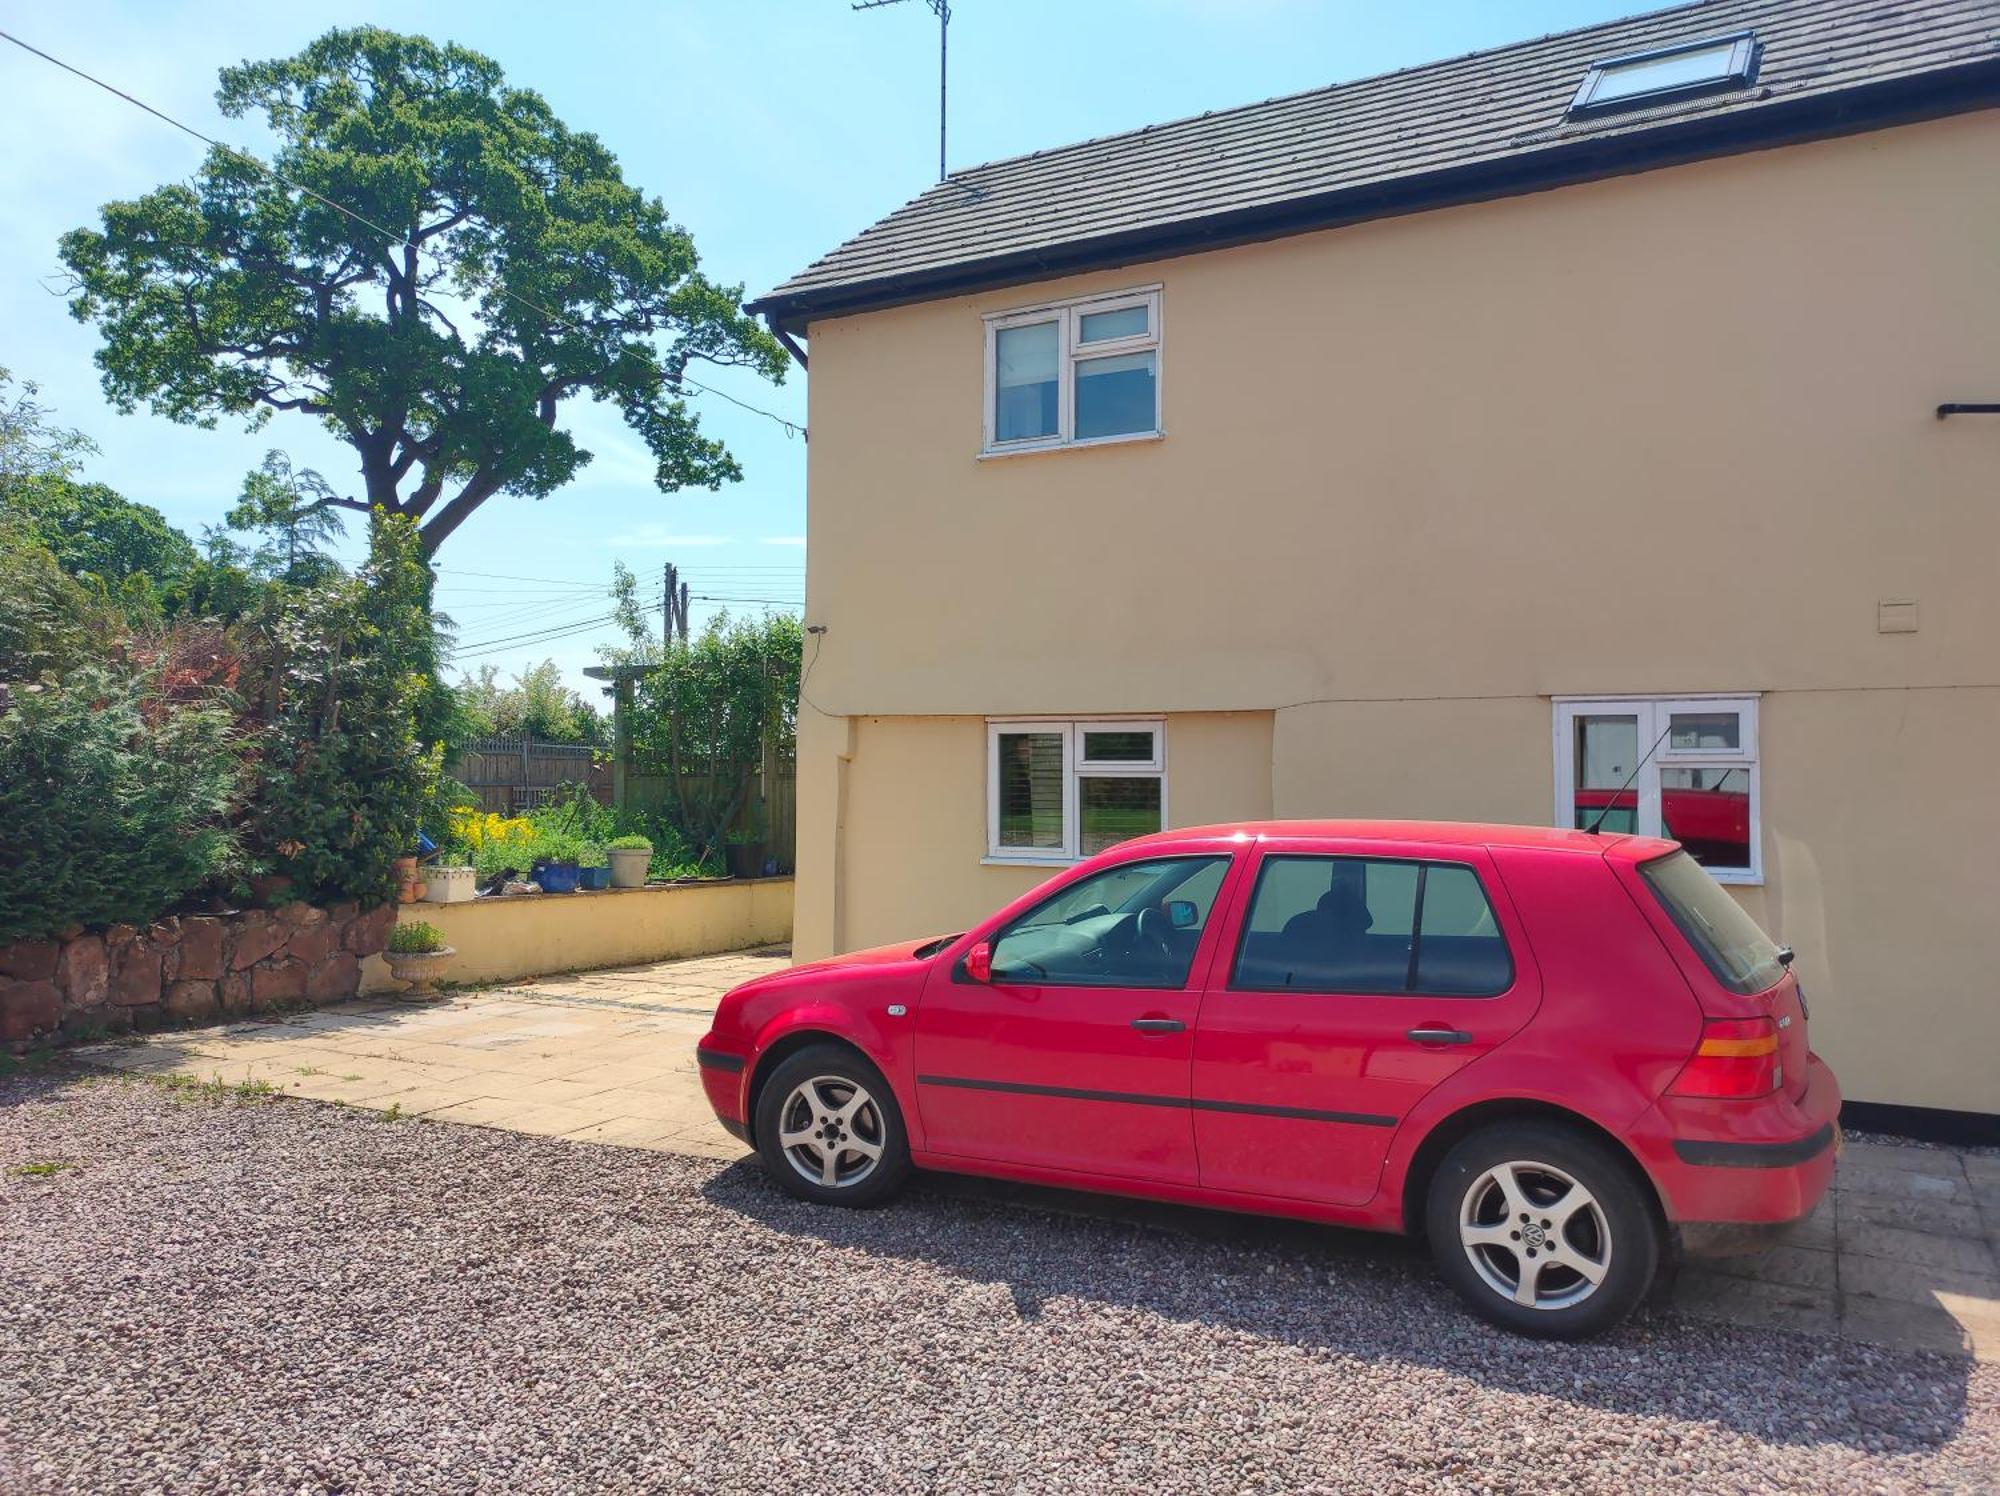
[2,1071,1993,1494]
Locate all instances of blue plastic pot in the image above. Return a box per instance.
[532,859,581,893]
[578,865,612,891]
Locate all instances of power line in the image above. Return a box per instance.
[0,27,806,440]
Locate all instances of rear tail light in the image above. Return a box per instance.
[1668,1017,1781,1099]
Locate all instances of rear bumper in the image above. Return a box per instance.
[1631,1053,1842,1226]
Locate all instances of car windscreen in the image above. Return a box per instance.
[1639,850,1785,995]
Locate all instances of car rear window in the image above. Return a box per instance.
[1639,850,1785,995]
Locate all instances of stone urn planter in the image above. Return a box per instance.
[607,846,651,889]
[383,946,455,997]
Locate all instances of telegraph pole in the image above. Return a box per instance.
[853,0,952,181]
[661,562,690,646]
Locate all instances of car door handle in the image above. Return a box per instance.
[1132,1017,1186,1034]
[1406,1026,1472,1045]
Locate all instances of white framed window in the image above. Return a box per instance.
[1554,696,1761,883]
[987,718,1166,863]
[983,287,1162,454]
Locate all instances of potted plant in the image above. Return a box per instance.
[577,843,612,891]
[528,830,584,894]
[723,825,767,881]
[383,920,454,997]
[424,862,478,903]
[606,834,652,889]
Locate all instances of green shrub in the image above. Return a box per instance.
[0,665,238,942]
[386,920,446,954]
[606,834,652,852]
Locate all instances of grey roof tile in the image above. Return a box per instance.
[752,0,2000,328]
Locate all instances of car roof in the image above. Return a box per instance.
[1115,819,1678,861]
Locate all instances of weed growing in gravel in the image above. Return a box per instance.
[0,1048,59,1077]
[9,1160,75,1178]
[149,1073,279,1104]
[380,1102,406,1121]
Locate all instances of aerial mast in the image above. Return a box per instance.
[852,0,952,181]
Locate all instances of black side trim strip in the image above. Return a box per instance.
[1673,1122,1835,1169]
[695,1047,746,1074]
[916,1073,1394,1127]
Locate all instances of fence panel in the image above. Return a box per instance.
[452,735,609,816]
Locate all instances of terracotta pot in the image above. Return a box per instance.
[392,856,426,904]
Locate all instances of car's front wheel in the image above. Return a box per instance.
[1425,1121,1661,1339]
[753,1045,912,1208]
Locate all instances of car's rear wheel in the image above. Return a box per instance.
[1425,1121,1660,1339]
[754,1045,911,1208]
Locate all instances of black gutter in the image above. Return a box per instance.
[748,60,2000,335]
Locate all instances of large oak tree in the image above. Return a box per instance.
[61,28,786,554]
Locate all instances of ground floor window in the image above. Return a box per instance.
[1553,696,1760,882]
[987,719,1164,861]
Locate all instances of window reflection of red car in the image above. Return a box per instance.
[1574,787,1750,867]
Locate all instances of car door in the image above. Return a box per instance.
[1191,840,1541,1206]
[916,852,1241,1186]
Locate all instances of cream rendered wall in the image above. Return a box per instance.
[825,713,1272,954]
[793,112,2000,1114]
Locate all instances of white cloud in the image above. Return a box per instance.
[606,524,733,548]
[761,535,807,547]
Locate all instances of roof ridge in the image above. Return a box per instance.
[938,0,1716,183]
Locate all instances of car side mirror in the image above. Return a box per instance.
[1166,899,1199,930]
[964,941,993,983]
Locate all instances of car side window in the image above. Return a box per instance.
[1232,856,1512,997]
[990,855,1231,989]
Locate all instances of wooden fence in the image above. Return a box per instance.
[452,735,610,815]
[624,764,796,873]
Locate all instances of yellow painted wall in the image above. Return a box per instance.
[829,713,1272,953]
[791,112,2000,1114]
[362,880,794,993]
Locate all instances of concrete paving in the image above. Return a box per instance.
[74,949,2000,1362]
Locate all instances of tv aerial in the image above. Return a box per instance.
[852,0,953,181]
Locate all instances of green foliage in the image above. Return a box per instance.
[456,659,604,744]
[606,834,652,852]
[219,450,346,583]
[3,477,199,588]
[387,920,446,954]
[0,520,127,680]
[0,665,239,943]
[59,27,785,555]
[617,611,801,861]
[235,515,436,906]
[0,366,94,486]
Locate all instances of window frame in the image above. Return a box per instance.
[986,717,1167,865]
[1553,694,1762,884]
[1226,853,1516,999]
[981,286,1164,456]
[1567,31,1761,118]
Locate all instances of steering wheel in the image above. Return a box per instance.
[1133,906,1178,965]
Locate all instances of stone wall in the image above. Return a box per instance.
[0,903,395,1048]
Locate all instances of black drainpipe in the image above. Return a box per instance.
[766,316,808,372]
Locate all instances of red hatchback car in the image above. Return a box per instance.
[698,822,1839,1338]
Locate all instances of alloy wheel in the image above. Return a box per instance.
[1458,1159,1612,1311]
[776,1074,886,1189]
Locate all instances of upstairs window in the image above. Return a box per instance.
[1568,32,1759,118]
[985,289,1161,453]
[1554,696,1761,883]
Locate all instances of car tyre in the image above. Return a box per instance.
[754,1044,912,1208]
[1425,1121,1661,1340]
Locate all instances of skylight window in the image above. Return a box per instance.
[1569,31,1760,117]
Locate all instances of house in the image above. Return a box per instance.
[746,0,2000,1134]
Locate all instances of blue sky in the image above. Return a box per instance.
[0,0,1642,695]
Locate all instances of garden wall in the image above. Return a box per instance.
[0,902,394,1047]
[361,878,793,993]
